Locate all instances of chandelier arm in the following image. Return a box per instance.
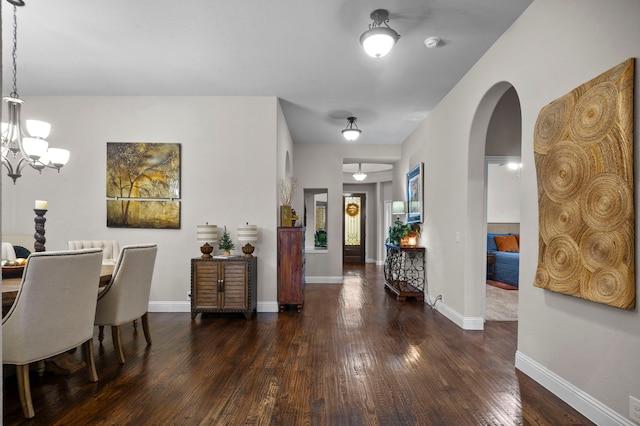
[2,156,27,184]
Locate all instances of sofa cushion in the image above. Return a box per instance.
[487,233,511,253]
[494,235,519,252]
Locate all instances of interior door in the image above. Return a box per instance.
[343,193,366,263]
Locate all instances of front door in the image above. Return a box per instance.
[343,193,366,263]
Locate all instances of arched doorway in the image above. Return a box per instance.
[467,82,522,326]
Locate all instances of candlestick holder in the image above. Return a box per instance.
[34,209,47,252]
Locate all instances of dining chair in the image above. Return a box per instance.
[94,243,158,364]
[2,248,103,419]
[67,240,120,265]
[2,242,17,261]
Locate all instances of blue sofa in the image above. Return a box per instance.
[487,233,519,287]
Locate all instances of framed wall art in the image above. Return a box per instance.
[106,142,182,229]
[406,162,424,224]
[107,200,181,229]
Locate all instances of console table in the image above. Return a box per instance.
[190,256,257,320]
[384,244,425,301]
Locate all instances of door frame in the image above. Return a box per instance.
[342,192,366,263]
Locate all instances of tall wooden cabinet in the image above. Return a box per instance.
[277,227,305,312]
[190,257,257,320]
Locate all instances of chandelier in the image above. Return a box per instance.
[341,117,362,141]
[2,4,70,184]
[353,163,367,181]
[360,9,401,58]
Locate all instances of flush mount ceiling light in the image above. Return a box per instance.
[360,9,401,58]
[341,117,362,141]
[353,163,367,181]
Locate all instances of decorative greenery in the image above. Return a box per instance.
[218,226,235,251]
[279,177,297,206]
[386,220,420,246]
[314,230,327,248]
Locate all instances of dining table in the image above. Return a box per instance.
[2,263,115,375]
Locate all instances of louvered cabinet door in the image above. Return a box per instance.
[218,261,248,310]
[191,260,220,315]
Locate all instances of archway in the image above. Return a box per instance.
[467,82,522,326]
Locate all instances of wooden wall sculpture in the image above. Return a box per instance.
[533,58,635,309]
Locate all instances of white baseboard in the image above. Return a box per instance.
[305,276,343,284]
[148,301,190,312]
[515,351,633,426]
[258,301,279,312]
[148,301,280,313]
[433,299,484,330]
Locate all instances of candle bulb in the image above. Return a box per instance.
[35,200,48,210]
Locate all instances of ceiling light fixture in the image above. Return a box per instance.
[341,117,362,141]
[353,163,367,182]
[360,9,401,58]
[2,4,69,184]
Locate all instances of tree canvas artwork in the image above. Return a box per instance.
[106,142,181,229]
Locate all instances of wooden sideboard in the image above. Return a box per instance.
[190,256,257,320]
[277,227,305,312]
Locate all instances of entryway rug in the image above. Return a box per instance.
[487,280,518,290]
[485,284,518,321]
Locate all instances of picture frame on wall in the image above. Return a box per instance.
[406,162,423,224]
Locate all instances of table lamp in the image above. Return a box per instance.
[237,223,258,258]
[197,223,218,258]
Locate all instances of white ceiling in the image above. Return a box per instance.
[1,0,532,146]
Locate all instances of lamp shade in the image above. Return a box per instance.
[22,137,48,160]
[25,119,51,139]
[352,163,367,181]
[342,129,361,141]
[353,171,367,181]
[392,201,406,214]
[197,224,218,243]
[47,148,70,167]
[237,224,258,243]
[360,27,399,58]
[342,117,362,141]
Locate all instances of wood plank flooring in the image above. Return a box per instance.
[3,263,593,425]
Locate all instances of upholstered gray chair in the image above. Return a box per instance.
[2,242,17,261]
[67,240,120,265]
[94,243,157,364]
[2,248,103,418]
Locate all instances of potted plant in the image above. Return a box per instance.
[386,220,420,247]
[314,229,327,248]
[218,226,235,256]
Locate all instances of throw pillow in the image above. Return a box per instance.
[494,235,519,252]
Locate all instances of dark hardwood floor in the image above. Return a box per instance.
[3,263,593,425]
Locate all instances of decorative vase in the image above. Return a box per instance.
[280,205,292,227]
[224,250,231,257]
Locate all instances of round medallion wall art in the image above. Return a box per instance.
[533,58,635,310]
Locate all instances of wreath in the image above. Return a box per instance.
[345,203,360,217]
